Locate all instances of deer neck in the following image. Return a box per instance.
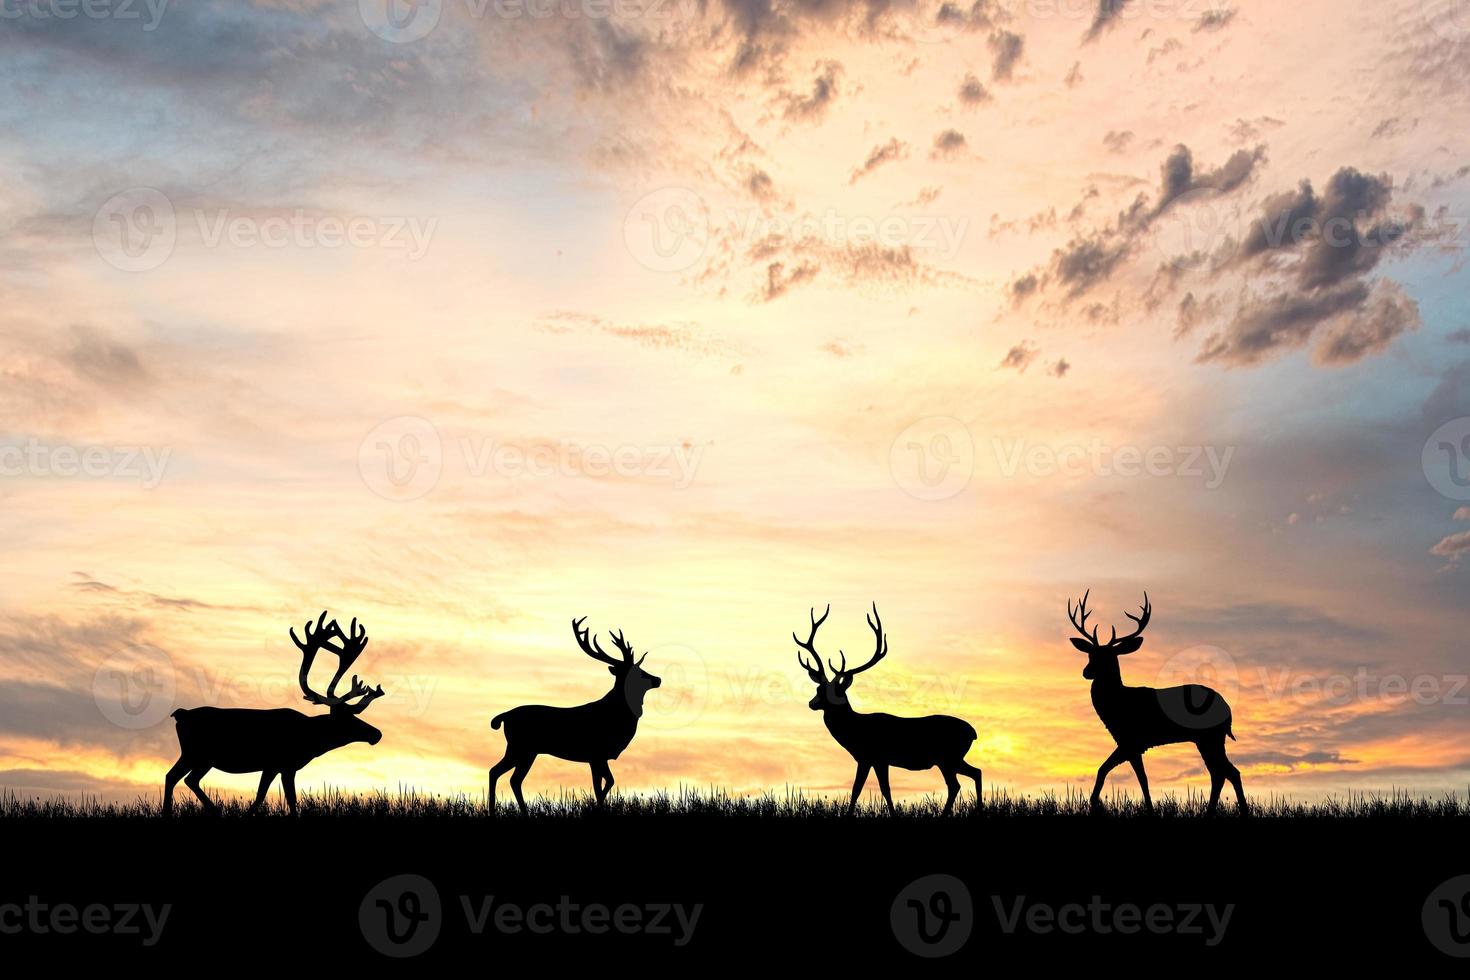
[304,714,352,756]
[822,700,863,742]
[1089,662,1131,722]
[602,678,648,719]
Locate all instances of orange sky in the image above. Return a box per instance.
[2,0,1470,805]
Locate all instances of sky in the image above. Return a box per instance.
[2,0,1470,806]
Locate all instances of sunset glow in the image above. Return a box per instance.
[3,0,1469,806]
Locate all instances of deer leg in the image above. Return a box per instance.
[488,752,515,815]
[939,767,961,816]
[1219,745,1248,816]
[163,758,190,817]
[1091,747,1128,811]
[1130,755,1153,813]
[847,762,871,816]
[591,761,614,804]
[281,770,298,815]
[183,767,217,814]
[955,762,983,813]
[249,771,277,814]
[509,756,535,816]
[874,765,895,815]
[1198,742,1225,815]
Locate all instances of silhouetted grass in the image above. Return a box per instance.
[3,785,1467,821]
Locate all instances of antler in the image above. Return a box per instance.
[1067,590,1109,647]
[793,604,831,682]
[1067,591,1151,650]
[572,617,625,667]
[1119,592,1151,643]
[829,602,888,683]
[293,611,382,709]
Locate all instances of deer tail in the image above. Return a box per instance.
[491,711,508,730]
[170,708,189,721]
[1227,723,1236,741]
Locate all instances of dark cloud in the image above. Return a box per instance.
[1050,233,1134,298]
[934,0,1000,34]
[1084,0,1132,42]
[1012,143,1265,303]
[65,325,148,389]
[1196,168,1423,366]
[565,19,647,93]
[931,129,969,159]
[1103,130,1134,154]
[849,138,909,184]
[958,72,991,106]
[998,341,1038,372]
[779,60,843,123]
[1049,358,1071,378]
[1194,7,1237,32]
[762,260,820,301]
[988,29,1024,82]
[1008,272,1039,304]
[1197,281,1418,368]
[747,168,780,203]
[1155,143,1267,214]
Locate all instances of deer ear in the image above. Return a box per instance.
[1113,637,1144,655]
[1069,638,1095,653]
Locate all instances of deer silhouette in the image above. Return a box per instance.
[163,611,386,816]
[1067,591,1247,816]
[795,604,982,816]
[488,617,661,815]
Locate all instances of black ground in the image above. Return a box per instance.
[3,792,1466,964]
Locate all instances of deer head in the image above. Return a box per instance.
[794,603,888,711]
[291,611,385,745]
[1067,591,1151,682]
[572,617,661,708]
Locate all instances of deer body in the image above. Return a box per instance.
[795,604,983,816]
[489,618,661,815]
[1090,679,1233,752]
[491,682,652,764]
[821,707,978,773]
[1068,592,1246,816]
[171,706,381,775]
[162,612,387,816]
